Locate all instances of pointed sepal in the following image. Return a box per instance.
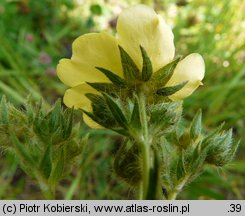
[140,46,153,81]
[156,81,188,96]
[95,67,127,88]
[119,45,140,81]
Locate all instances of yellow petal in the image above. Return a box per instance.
[63,83,103,128]
[57,32,123,87]
[63,83,96,110]
[166,53,205,101]
[117,4,174,72]
[83,114,103,129]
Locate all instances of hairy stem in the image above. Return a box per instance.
[137,92,151,199]
[35,171,55,199]
[168,175,190,200]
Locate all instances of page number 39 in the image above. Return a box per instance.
[228,204,242,213]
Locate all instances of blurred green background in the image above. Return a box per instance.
[0,0,244,199]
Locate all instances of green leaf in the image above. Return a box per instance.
[201,123,225,149]
[152,57,181,87]
[95,67,127,88]
[114,139,141,186]
[48,99,62,132]
[205,128,239,167]
[119,45,140,81]
[223,128,233,148]
[49,148,64,186]
[229,139,240,160]
[11,135,34,165]
[25,95,34,123]
[176,153,186,180]
[90,4,102,15]
[190,142,208,172]
[102,93,128,129]
[0,95,9,124]
[140,46,152,81]
[39,144,52,179]
[190,109,202,140]
[62,108,73,140]
[148,102,181,134]
[156,81,188,96]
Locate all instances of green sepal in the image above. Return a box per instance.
[81,109,106,129]
[111,128,129,136]
[0,95,9,124]
[119,45,140,81]
[87,82,120,96]
[85,93,104,105]
[81,109,99,124]
[140,46,153,81]
[95,67,127,88]
[130,96,141,130]
[102,93,128,129]
[85,93,118,127]
[152,57,181,87]
[156,81,188,96]
[39,144,52,179]
[190,109,202,140]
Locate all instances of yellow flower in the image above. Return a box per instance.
[57,5,205,128]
